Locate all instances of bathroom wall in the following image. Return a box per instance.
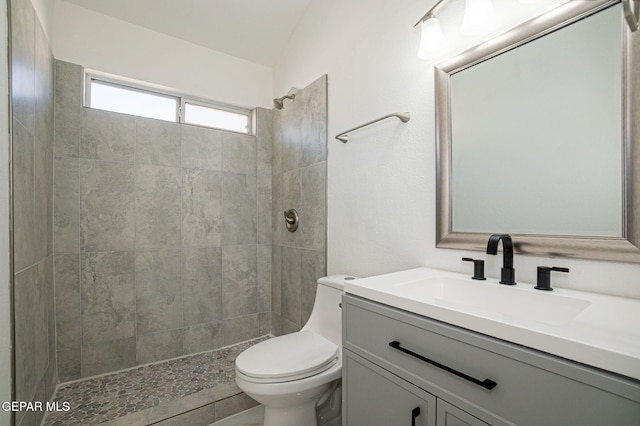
[273,0,640,299]
[53,60,273,380]
[271,76,328,335]
[11,0,58,424]
[51,0,272,109]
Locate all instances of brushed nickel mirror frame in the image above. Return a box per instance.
[435,0,640,263]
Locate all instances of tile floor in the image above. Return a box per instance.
[210,405,264,426]
[43,337,266,426]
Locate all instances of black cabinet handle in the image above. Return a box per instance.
[411,406,420,426]
[389,340,497,390]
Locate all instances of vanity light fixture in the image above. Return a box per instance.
[415,0,496,59]
[461,0,496,35]
[415,0,448,59]
[418,16,445,59]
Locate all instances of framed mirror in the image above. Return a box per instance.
[435,0,640,263]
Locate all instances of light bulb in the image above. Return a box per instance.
[461,0,495,35]
[417,17,445,60]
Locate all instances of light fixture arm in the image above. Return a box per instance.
[414,0,451,28]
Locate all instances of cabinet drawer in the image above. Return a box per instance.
[343,295,640,426]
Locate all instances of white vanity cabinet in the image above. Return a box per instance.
[342,294,640,426]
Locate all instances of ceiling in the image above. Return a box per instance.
[62,0,312,67]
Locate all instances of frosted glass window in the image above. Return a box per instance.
[88,80,178,122]
[85,74,253,134]
[183,102,250,134]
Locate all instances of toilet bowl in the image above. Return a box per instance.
[235,275,352,426]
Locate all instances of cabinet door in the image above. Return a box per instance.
[436,400,489,426]
[344,350,436,426]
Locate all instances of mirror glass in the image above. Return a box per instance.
[435,0,640,262]
[450,4,622,237]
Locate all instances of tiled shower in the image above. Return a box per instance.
[10,0,328,423]
[52,60,274,381]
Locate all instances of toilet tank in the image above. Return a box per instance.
[301,275,355,347]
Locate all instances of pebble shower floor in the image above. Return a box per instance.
[43,338,266,426]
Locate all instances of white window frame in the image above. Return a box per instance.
[84,71,254,135]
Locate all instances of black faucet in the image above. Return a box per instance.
[486,234,516,285]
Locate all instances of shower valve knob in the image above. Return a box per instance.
[284,209,299,232]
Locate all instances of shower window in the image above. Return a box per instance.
[87,79,179,122]
[182,101,250,133]
[85,72,253,134]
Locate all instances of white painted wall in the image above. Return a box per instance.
[273,0,640,299]
[52,0,273,109]
[1,1,13,423]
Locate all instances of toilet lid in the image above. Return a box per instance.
[236,330,339,382]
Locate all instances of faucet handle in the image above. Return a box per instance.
[535,266,569,291]
[462,257,486,281]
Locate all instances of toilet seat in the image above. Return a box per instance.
[236,330,339,384]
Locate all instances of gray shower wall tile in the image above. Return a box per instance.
[281,318,301,335]
[34,20,54,149]
[34,135,53,260]
[46,139,55,256]
[271,313,282,336]
[301,249,326,326]
[257,244,272,314]
[181,124,222,171]
[53,157,79,253]
[223,314,259,346]
[257,172,272,245]
[54,60,82,158]
[272,244,282,317]
[80,159,135,251]
[136,117,181,167]
[256,107,274,176]
[135,164,182,249]
[57,348,81,382]
[277,110,302,174]
[11,0,36,134]
[81,251,136,343]
[44,257,56,386]
[222,132,256,175]
[80,108,135,161]
[135,249,183,335]
[222,173,257,245]
[183,247,222,326]
[14,265,38,402]
[258,312,271,336]
[299,162,327,251]
[137,329,184,365]
[82,337,136,377]
[16,260,51,403]
[182,169,223,247]
[183,321,223,354]
[222,245,257,319]
[297,75,328,168]
[281,246,302,326]
[54,254,81,351]
[271,172,284,246]
[13,120,38,272]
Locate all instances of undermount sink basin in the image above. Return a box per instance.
[394,276,591,326]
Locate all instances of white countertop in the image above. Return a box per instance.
[344,267,640,381]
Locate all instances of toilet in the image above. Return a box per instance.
[235,275,352,426]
